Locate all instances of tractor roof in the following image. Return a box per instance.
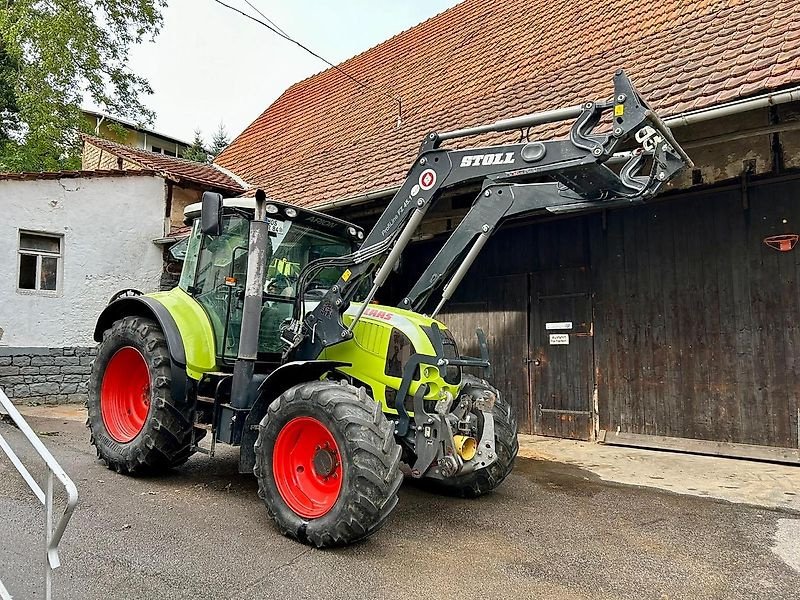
[183,197,364,241]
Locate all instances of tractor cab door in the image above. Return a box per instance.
[181,215,298,361]
[184,214,250,360]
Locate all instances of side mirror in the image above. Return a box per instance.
[201,191,224,236]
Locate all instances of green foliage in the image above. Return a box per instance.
[209,122,230,160]
[0,0,166,172]
[182,128,208,163]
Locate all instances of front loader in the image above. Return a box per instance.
[87,71,691,547]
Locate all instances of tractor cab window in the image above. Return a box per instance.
[181,213,355,360]
[258,220,353,353]
[264,220,352,300]
[187,215,251,358]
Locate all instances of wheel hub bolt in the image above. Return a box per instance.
[313,448,338,477]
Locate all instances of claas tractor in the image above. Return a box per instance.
[87,72,691,547]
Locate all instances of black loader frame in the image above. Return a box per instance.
[279,70,691,363]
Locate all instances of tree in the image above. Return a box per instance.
[182,129,208,163]
[0,1,166,172]
[208,122,230,161]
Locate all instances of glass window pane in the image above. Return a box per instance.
[40,257,58,291]
[20,233,60,253]
[178,223,202,292]
[193,216,251,359]
[18,254,37,289]
[169,237,189,261]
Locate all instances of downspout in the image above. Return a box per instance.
[311,85,800,212]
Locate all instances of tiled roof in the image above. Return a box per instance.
[170,224,193,238]
[216,0,800,208]
[84,135,244,193]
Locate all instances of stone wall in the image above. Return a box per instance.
[0,347,96,404]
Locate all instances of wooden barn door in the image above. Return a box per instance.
[529,267,594,440]
[438,273,532,433]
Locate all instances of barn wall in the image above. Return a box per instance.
[396,174,800,449]
[592,177,800,448]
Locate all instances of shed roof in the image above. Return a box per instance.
[215,0,800,209]
[84,135,245,193]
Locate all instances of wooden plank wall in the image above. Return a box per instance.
[387,175,800,447]
[440,274,529,430]
[591,178,800,448]
[392,218,591,434]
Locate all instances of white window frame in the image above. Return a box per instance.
[17,230,63,296]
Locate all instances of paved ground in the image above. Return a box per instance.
[2,414,800,599]
[518,435,800,512]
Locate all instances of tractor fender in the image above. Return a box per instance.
[94,296,188,404]
[238,360,350,474]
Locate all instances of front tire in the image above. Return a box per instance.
[254,380,403,548]
[87,316,196,474]
[425,375,518,497]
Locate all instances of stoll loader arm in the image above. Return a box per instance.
[283,70,692,360]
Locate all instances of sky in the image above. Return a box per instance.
[104,0,461,146]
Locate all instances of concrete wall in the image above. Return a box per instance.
[0,174,166,349]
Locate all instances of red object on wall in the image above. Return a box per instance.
[763,234,799,252]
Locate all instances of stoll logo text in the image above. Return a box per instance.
[459,152,515,168]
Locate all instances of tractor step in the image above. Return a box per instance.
[192,444,214,456]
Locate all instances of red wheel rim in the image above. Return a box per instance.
[100,347,151,443]
[272,416,343,519]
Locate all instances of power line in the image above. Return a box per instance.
[212,0,403,126]
[242,0,288,37]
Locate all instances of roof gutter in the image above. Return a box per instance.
[313,85,800,212]
[664,85,800,128]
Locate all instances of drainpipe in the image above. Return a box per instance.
[311,85,800,212]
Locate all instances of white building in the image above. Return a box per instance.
[82,109,192,158]
[0,158,244,404]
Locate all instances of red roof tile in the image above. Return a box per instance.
[169,224,193,238]
[216,0,800,209]
[84,135,244,193]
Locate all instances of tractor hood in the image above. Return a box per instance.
[343,303,451,354]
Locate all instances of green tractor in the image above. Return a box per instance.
[87,72,690,547]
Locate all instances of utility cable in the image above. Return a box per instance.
[212,0,403,125]
[242,0,289,37]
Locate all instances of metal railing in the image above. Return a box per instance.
[0,388,78,600]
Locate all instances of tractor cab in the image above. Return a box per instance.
[178,197,364,362]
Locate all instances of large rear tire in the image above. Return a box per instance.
[424,374,518,497]
[87,316,197,474]
[254,380,403,548]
